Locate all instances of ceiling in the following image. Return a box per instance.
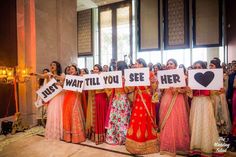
[77,0,125,11]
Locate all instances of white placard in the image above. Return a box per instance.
[63,75,84,92]
[124,68,150,87]
[188,69,223,90]
[157,69,186,89]
[101,71,123,89]
[36,78,63,103]
[83,74,104,90]
[34,97,44,108]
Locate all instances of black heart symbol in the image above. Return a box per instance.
[194,71,215,87]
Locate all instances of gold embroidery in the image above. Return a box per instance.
[145,129,148,138]
[152,127,157,136]
[135,106,138,109]
[134,113,137,116]
[125,138,159,155]
[136,126,141,139]
[140,107,143,110]
[137,98,140,102]
[128,125,133,136]
[140,114,143,117]
[132,119,135,123]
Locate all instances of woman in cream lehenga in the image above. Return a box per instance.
[189,61,220,156]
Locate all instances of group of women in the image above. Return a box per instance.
[34,58,236,157]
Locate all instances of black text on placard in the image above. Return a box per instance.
[42,83,58,99]
[103,75,119,84]
[161,74,180,84]
[65,79,83,88]
[85,77,100,86]
[129,73,145,82]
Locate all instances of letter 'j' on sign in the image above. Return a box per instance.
[63,75,84,92]
[36,78,63,102]
[157,69,186,89]
[124,68,150,87]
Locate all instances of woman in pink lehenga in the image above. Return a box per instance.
[34,61,65,140]
[62,65,86,143]
[159,59,190,156]
[45,61,65,140]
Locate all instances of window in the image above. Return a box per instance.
[163,49,191,67]
[99,9,112,66]
[137,51,162,65]
[192,48,207,63]
[137,47,223,67]
[99,1,132,66]
[77,56,94,71]
[117,6,130,61]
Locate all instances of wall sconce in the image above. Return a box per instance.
[0,66,32,127]
[0,66,7,83]
[16,67,31,83]
[6,67,14,82]
[0,66,31,84]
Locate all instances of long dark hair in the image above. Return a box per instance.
[117,60,128,75]
[82,68,89,74]
[213,57,221,65]
[179,64,187,74]
[70,64,80,75]
[153,63,162,70]
[51,61,62,75]
[64,66,70,74]
[136,58,147,67]
[94,64,103,72]
[210,59,221,68]
[39,68,50,86]
[193,60,207,69]
[167,58,178,67]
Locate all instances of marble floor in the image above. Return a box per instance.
[0,135,178,157]
[0,127,235,157]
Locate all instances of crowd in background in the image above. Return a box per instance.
[33,57,236,157]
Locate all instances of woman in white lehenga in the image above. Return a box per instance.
[189,61,220,156]
[34,61,65,140]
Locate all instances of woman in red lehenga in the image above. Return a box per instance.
[125,58,159,155]
[63,65,86,143]
[80,68,89,119]
[87,64,108,144]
